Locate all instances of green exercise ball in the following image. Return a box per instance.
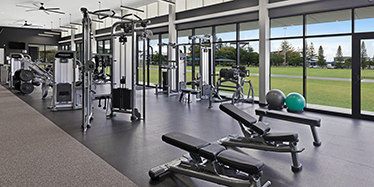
[285,92,305,113]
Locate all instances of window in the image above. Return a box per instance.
[306,36,352,112]
[216,24,236,42]
[28,44,58,63]
[270,39,304,95]
[271,16,303,38]
[240,21,259,40]
[355,6,374,33]
[306,10,351,36]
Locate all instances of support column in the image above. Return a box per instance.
[258,0,270,105]
[71,27,76,51]
[168,4,177,90]
[91,23,97,54]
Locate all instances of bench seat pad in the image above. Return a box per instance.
[199,143,226,161]
[263,132,298,142]
[162,132,210,154]
[220,103,257,127]
[255,108,321,127]
[217,149,264,175]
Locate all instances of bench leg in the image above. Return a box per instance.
[310,126,322,146]
[188,93,191,103]
[179,92,184,102]
[290,143,302,172]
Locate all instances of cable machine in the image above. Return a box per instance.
[49,51,82,111]
[155,43,188,96]
[81,7,150,131]
[110,18,150,121]
[189,35,214,99]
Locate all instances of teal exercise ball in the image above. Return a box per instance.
[285,92,305,112]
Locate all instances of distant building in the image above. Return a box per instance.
[333,56,351,62]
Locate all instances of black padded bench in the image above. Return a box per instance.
[219,103,304,172]
[255,108,322,146]
[179,88,201,103]
[220,104,298,143]
[162,132,264,175]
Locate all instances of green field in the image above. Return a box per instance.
[138,66,374,112]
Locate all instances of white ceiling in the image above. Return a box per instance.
[0,0,158,30]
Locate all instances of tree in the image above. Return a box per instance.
[317,45,326,67]
[306,42,316,62]
[280,40,292,66]
[288,51,303,66]
[335,45,344,68]
[344,57,352,68]
[152,53,167,63]
[361,41,368,70]
[270,53,284,66]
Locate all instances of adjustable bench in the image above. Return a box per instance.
[255,108,322,146]
[219,103,305,172]
[179,88,201,103]
[149,132,271,187]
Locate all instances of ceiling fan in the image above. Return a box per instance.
[16,2,65,15]
[9,21,43,28]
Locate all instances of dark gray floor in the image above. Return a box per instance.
[9,85,374,187]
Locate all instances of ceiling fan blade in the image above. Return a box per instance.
[26,9,39,12]
[46,10,65,15]
[44,8,60,11]
[43,10,50,15]
[16,5,35,8]
[32,3,40,7]
[30,24,43,28]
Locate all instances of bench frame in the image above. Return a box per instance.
[219,104,305,172]
[255,108,322,146]
[149,133,271,187]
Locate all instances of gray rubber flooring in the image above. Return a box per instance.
[8,85,374,187]
[0,85,138,187]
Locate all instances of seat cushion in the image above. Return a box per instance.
[162,132,210,154]
[217,149,264,175]
[219,103,257,127]
[199,143,226,161]
[263,132,298,142]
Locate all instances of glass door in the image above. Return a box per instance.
[352,34,374,119]
[360,39,374,116]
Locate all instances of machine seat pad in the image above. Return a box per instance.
[255,108,321,127]
[162,132,210,154]
[181,88,200,94]
[75,81,82,87]
[217,149,264,175]
[199,143,226,161]
[263,132,298,142]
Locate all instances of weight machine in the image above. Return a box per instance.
[179,35,214,102]
[49,51,82,111]
[208,66,254,108]
[155,43,187,97]
[81,7,150,131]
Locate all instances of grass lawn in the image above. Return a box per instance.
[137,65,374,112]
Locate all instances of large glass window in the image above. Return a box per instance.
[240,21,259,40]
[270,39,304,95]
[306,36,352,112]
[28,44,58,63]
[195,27,212,37]
[355,6,374,33]
[306,10,351,36]
[216,24,236,42]
[150,34,160,86]
[271,16,303,38]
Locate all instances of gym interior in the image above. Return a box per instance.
[1,0,374,186]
